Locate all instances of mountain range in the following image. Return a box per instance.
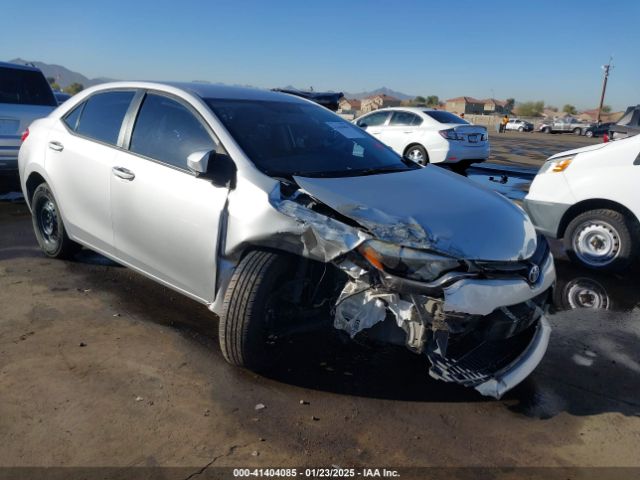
[6,58,415,100]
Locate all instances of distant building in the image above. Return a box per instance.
[445,96,485,115]
[360,94,401,113]
[481,98,508,114]
[578,108,625,123]
[338,98,361,113]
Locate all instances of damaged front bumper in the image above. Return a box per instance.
[473,316,550,398]
[333,249,555,399]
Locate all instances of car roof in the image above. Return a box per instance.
[0,61,43,72]
[372,106,438,113]
[87,81,307,104]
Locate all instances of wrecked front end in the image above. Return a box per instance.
[253,170,555,399]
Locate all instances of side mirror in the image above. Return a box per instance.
[187,149,237,188]
[359,122,368,129]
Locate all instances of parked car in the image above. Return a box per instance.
[271,88,343,111]
[54,91,72,105]
[538,117,593,135]
[0,62,57,172]
[353,107,489,168]
[504,118,533,132]
[19,82,554,398]
[609,105,640,140]
[524,134,640,271]
[584,122,614,138]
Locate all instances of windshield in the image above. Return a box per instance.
[423,110,469,125]
[206,98,415,177]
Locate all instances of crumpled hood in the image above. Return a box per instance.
[294,166,537,261]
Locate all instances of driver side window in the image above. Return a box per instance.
[130,93,215,169]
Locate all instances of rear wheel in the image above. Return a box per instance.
[31,183,81,259]
[542,127,551,134]
[573,127,583,135]
[518,126,524,132]
[404,145,428,165]
[218,250,297,371]
[564,209,638,271]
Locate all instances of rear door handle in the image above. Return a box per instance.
[112,166,135,181]
[48,141,64,152]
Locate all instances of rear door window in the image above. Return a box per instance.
[75,91,135,146]
[389,111,422,126]
[0,66,57,106]
[129,93,215,169]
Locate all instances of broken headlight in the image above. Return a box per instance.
[358,240,461,282]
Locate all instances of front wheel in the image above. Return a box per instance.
[542,127,551,134]
[585,130,594,138]
[404,145,428,165]
[218,250,296,371]
[518,126,524,132]
[563,209,639,271]
[31,183,81,259]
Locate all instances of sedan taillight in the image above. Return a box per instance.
[439,128,463,141]
[20,128,29,143]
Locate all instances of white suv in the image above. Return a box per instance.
[354,107,489,168]
[524,134,640,271]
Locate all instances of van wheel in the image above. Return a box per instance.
[564,209,638,271]
[404,145,428,165]
[31,183,81,259]
[219,250,295,371]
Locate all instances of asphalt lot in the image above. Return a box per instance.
[1,132,639,476]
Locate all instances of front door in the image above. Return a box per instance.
[110,92,229,303]
[378,111,424,155]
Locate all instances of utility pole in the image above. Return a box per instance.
[596,57,613,123]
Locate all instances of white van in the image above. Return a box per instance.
[524,134,640,271]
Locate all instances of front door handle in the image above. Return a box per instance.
[48,141,64,152]
[112,166,135,181]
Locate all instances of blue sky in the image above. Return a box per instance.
[2,0,638,110]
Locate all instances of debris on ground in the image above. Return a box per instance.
[251,451,259,457]
[79,342,87,347]
[299,400,308,405]
[254,403,266,411]
[135,396,144,402]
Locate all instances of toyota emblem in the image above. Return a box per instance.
[528,265,540,284]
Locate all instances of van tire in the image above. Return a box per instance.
[31,183,81,259]
[564,209,638,272]
[218,250,293,371]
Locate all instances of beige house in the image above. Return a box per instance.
[445,96,484,115]
[338,98,361,113]
[360,94,401,114]
[481,98,508,114]
[578,108,624,123]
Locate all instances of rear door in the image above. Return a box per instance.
[45,90,136,253]
[379,111,423,154]
[110,91,229,303]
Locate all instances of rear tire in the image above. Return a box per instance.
[573,128,583,135]
[542,127,551,134]
[31,183,81,259]
[404,145,428,165]
[518,126,524,132]
[563,209,638,272]
[218,250,295,371]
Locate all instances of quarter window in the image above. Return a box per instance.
[75,91,135,145]
[389,111,422,126]
[130,93,215,169]
[63,104,83,131]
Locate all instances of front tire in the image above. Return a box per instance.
[518,126,524,132]
[585,130,594,138]
[404,145,428,165]
[218,250,295,371]
[542,127,551,134]
[563,209,638,271]
[31,183,81,259]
